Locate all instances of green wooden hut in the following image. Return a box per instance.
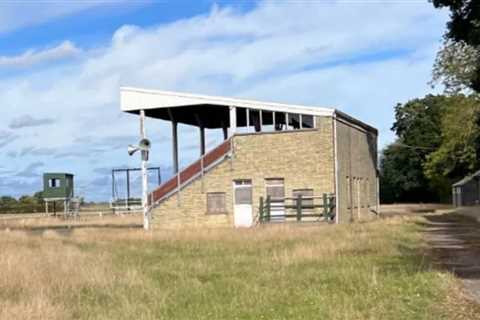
[43,173,74,215]
[43,173,74,199]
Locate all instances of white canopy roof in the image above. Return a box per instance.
[120,86,377,133]
[121,87,334,116]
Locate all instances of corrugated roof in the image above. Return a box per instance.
[453,169,480,187]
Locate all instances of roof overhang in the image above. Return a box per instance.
[120,87,377,133]
[453,169,480,187]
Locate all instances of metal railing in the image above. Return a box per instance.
[149,138,232,205]
[110,198,142,213]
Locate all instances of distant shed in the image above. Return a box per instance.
[452,170,480,207]
[43,173,74,199]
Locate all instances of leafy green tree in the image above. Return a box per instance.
[18,195,38,213]
[425,94,480,185]
[431,40,479,93]
[0,196,18,213]
[432,0,480,92]
[0,192,45,213]
[380,144,438,203]
[381,94,480,203]
[380,95,446,203]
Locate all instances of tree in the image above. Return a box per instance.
[0,192,45,214]
[431,40,479,93]
[424,94,480,185]
[380,95,447,203]
[380,144,438,203]
[0,196,18,213]
[432,0,480,46]
[380,94,480,203]
[432,0,480,92]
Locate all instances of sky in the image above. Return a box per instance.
[0,0,449,201]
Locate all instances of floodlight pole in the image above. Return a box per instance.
[140,110,150,230]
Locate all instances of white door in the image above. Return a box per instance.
[234,180,253,227]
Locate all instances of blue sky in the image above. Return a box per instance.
[0,1,448,201]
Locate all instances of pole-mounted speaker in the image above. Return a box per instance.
[128,145,139,156]
[128,138,151,160]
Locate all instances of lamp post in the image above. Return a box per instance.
[128,110,151,230]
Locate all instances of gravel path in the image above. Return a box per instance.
[423,213,480,303]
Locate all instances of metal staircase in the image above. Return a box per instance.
[149,138,232,207]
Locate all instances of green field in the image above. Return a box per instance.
[0,215,477,320]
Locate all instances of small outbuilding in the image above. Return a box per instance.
[452,170,480,207]
[43,173,75,215]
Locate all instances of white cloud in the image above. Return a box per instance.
[0,1,449,199]
[9,114,55,129]
[0,41,81,68]
[0,2,109,34]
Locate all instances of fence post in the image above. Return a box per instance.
[330,194,336,223]
[259,197,264,223]
[323,193,328,220]
[266,195,271,222]
[296,195,302,221]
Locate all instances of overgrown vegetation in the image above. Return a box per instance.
[0,192,45,214]
[431,0,480,93]
[381,0,480,204]
[0,217,478,319]
[380,94,480,203]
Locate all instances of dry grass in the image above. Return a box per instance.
[0,215,477,319]
[0,213,142,229]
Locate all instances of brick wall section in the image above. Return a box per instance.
[151,116,335,229]
[335,117,378,223]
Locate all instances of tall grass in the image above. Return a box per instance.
[0,216,477,319]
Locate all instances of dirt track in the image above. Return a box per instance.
[422,211,480,303]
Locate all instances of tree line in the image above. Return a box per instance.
[381,0,480,203]
[0,192,46,214]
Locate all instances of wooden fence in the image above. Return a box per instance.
[259,193,335,223]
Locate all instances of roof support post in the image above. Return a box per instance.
[259,110,263,132]
[168,109,179,174]
[194,113,206,156]
[229,106,237,137]
[168,108,181,207]
[200,127,206,156]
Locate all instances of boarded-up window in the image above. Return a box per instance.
[292,189,314,210]
[234,180,252,205]
[207,192,226,214]
[266,178,285,200]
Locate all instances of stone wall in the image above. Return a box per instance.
[335,117,378,223]
[151,117,335,229]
